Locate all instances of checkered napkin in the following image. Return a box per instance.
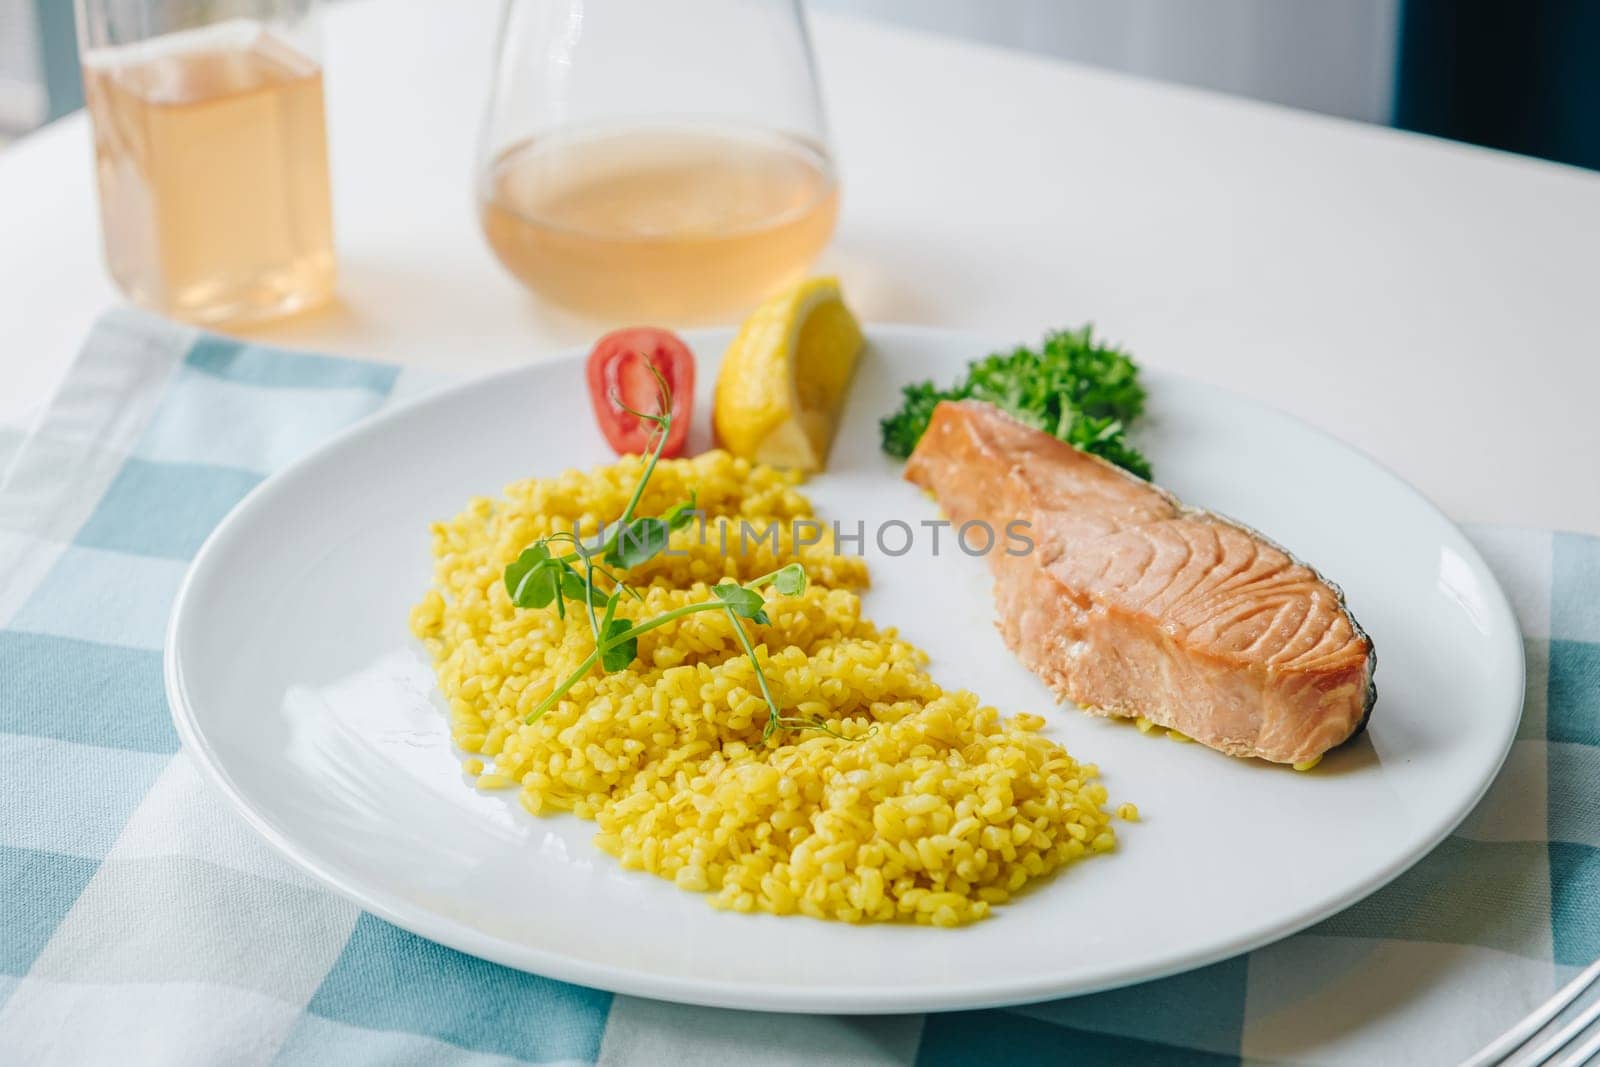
[1,308,1596,1066]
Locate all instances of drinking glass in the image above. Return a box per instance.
[76,0,335,325]
[477,0,838,322]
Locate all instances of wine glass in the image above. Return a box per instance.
[476,0,838,322]
[76,0,334,325]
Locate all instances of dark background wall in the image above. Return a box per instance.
[1397,0,1600,172]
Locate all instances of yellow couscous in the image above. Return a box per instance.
[410,450,1120,926]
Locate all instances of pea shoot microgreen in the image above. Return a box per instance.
[504,367,834,743]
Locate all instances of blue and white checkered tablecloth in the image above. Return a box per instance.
[1,309,1596,1065]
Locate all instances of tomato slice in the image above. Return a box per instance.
[585,327,695,457]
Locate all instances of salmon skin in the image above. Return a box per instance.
[904,400,1375,764]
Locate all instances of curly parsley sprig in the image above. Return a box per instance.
[879,325,1152,479]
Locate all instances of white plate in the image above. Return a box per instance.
[166,326,1523,1014]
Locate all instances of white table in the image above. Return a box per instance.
[3,0,1598,533]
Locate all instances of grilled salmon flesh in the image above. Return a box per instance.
[904,400,1375,764]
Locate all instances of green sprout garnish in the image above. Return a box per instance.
[504,364,843,744]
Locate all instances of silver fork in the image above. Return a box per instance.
[1463,958,1600,1067]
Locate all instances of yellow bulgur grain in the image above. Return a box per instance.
[411,450,1124,925]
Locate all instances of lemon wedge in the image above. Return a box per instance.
[714,277,865,471]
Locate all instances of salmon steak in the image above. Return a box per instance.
[904,399,1376,764]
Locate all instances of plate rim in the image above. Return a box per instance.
[164,323,1526,1014]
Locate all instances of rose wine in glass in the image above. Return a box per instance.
[478,0,837,322]
[77,3,334,325]
[480,124,837,320]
